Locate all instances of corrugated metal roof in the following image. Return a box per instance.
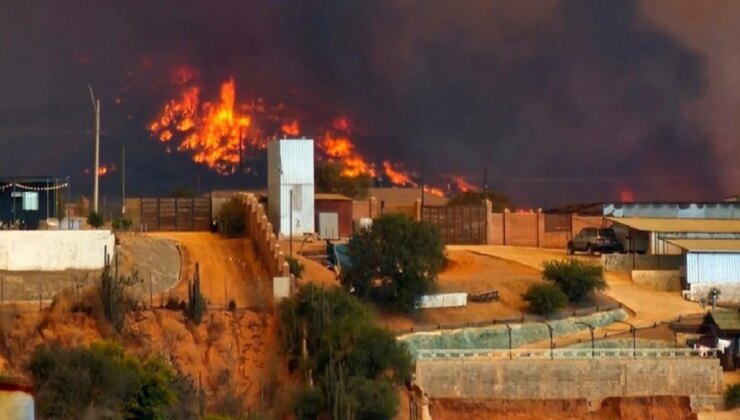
[666,239,740,252]
[608,217,740,233]
[707,309,740,332]
[315,193,352,201]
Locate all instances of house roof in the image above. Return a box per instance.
[315,193,352,201]
[666,239,740,252]
[608,217,740,233]
[706,309,740,332]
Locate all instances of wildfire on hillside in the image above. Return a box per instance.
[147,70,478,196]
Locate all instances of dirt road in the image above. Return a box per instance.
[447,245,705,348]
[148,232,269,309]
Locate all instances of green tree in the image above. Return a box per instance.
[88,211,104,229]
[448,190,515,212]
[341,213,445,312]
[285,256,305,279]
[28,341,194,419]
[542,259,607,302]
[726,383,740,409]
[522,283,567,316]
[315,162,372,199]
[218,197,246,237]
[279,285,411,419]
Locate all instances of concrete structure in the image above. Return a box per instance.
[267,139,315,237]
[0,381,34,420]
[239,193,290,278]
[415,357,724,406]
[630,270,681,292]
[314,193,353,239]
[273,276,291,301]
[417,293,468,309]
[0,230,114,271]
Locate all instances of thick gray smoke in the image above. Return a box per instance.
[0,0,721,206]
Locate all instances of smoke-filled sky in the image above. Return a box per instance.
[1,0,739,207]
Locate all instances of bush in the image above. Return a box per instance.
[285,256,305,279]
[279,285,411,419]
[88,211,104,229]
[522,283,567,316]
[28,341,194,419]
[341,213,445,312]
[727,383,740,409]
[218,197,246,237]
[542,259,606,302]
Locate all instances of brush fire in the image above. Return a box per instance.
[148,70,474,195]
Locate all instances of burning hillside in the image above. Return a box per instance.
[148,70,466,196]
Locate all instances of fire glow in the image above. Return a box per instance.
[148,71,476,195]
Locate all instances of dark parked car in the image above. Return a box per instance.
[567,227,623,255]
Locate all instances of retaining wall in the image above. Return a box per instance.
[631,270,682,292]
[415,358,723,402]
[0,231,114,271]
[239,193,290,279]
[602,254,682,273]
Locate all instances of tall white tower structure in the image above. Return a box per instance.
[267,139,315,237]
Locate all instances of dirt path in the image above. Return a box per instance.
[147,232,269,309]
[448,245,705,348]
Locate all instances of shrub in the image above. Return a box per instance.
[279,285,411,419]
[218,197,246,237]
[88,211,104,229]
[285,256,305,279]
[522,283,567,317]
[341,213,445,312]
[726,383,740,409]
[28,341,194,419]
[542,259,607,302]
[188,263,207,324]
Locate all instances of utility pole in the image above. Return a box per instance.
[88,85,101,214]
[121,144,126,217]
[420,155,425,208]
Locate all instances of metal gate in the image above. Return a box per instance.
[421,205,487,245]
[140,197,212,231]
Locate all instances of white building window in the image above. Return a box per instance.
[22,192,39,211]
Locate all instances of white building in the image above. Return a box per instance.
[267,139,315,237]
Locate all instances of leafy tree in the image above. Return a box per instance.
[218,197,246,237]
[88,211,104,229]
[341,213,445,312]
[315,162,372,199]
[522,283,567,316]
[726,383,740,409]
[542,259,607,302]
[28,341,194,419]
[448,190,515,212]
[279,285,411,419]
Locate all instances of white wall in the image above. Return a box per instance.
[267,139,315,236]
[0,231,114,271]
[416,293,468,309]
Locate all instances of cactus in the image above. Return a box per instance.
[188,262,207,324]
[100,250,141,332]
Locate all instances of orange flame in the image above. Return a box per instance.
[84,164,117,177]
[383,161,418,187]
[424,186,445,197]
[148,79,251,174]
[453,176,477,192]
[281,119,300,136]
[321,132,376,177]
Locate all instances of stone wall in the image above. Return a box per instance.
[239,193,289,279]
[631,270,682,292]
[415,358,724,403]
[0,230,114,271]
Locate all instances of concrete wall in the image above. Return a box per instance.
[602,254,682,273]
[686,283,740,304]
[0,231,114,271]
[631,270,681,292]
[504,213,538,247]
[416,358,723,402]
[240,193,290,279]
[484,212,606,248]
